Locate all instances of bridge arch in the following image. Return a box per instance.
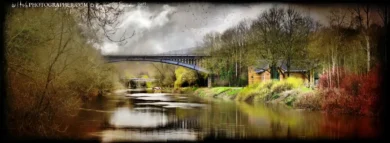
[103,55,210,73]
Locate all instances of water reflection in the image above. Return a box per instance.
[94,129,198,142]
[137,102,206,109]
[109,107,168,128]
[67,91,381,141]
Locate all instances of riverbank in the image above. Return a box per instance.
[160,75,379,116]
[191,86,379,116]
[193,86,316,109]
[190,76,380,116]
[191,77,317,109]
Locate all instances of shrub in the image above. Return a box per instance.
[284,95,296,107]
[318,65,381,116]
[285,77,304,88]
[293,91,321,110]
[270,93,280,100]
[320,89,360,114]
[253,88,272,102]
[249,82,261,89]
[278,89,301,106]
[358,65,381,115]
[256,80,275,90]
[340,73,363,97]
[271,81,293,94]
[318,67,347,89]
[236,86,259,102]
[174,67,197,88]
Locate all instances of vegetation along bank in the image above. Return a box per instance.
[193,69,380,117]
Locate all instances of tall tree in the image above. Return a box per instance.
[352,4,374,73]
[251,6,285,79]
[281,7,314,77]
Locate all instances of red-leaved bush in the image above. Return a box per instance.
[358,65,381,116]
[318,67,347,89]
[318,65,381,116]
[340,73,363,97]
[320,89,360,114]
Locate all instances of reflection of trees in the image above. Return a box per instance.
[319,113,379,138]
[129,80,146,89]
[198,101,263,139]
[237,102,300,127]
[270,120,283,138]
[236,102,326,138]
[199,100,328,139]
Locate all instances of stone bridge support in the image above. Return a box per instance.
[208,74,212,88]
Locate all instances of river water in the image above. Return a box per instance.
[66,90,382,142]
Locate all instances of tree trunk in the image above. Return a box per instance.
[287,56,291,77]
[366,36,371,73]
[238,43,243,86]
[235,60,238,86]
[337,62,340,88]
[328,64,332,88]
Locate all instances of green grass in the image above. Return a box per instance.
[227,88,242,96]
[198,90,206,97]
[212,87,231,94]
[192,87,199,91]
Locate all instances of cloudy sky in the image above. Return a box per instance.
[97,3,348,55]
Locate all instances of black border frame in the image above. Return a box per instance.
[1,0,388,142]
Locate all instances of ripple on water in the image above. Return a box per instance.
[135,96,172,101]
[90,129,198,142]
[125,93,167,97]
[136,102,206,109]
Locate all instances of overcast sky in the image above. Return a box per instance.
[97,3,350,55]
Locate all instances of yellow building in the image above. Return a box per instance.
[248,60,318,87]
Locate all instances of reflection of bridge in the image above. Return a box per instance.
[103,54,213,87]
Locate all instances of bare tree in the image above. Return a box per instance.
[281,7,314,77]
[76,2,136,46]
[352,4,373,73]
[251,6,285,79]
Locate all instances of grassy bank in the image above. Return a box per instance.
[194,77,319,110]
[151,87,199,94]
[193,73,380,116]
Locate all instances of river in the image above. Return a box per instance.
[65,90,382,142]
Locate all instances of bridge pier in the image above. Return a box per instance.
[208,74,212,88]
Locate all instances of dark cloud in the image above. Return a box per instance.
[99,3,369,55]
[98,3,273,55]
